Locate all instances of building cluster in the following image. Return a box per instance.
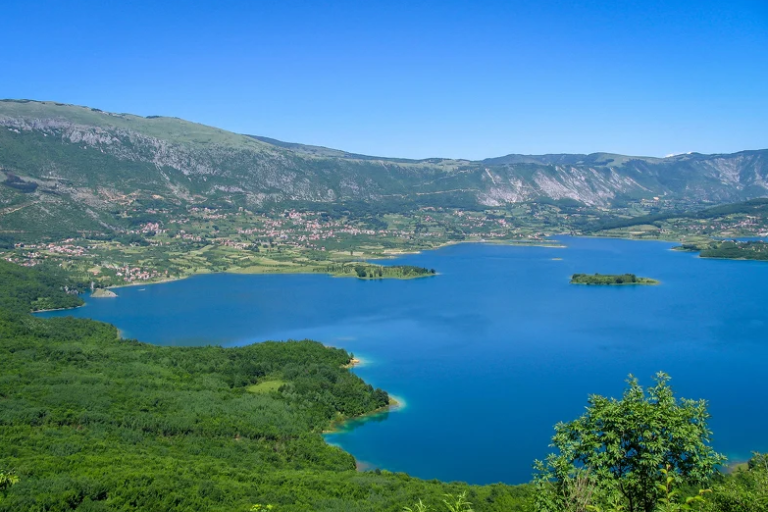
[4,255,40,267]
[0,207,555,283]
[174,231,203,242]
[188,207,228,220]
[133,222,165,235]
[667,215,767,236]
[114,265,167,283]
[170,208,530,252]
[14,240,88,256]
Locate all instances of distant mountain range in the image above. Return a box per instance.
[1,99,767,234]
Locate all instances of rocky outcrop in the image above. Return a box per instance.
[1,100,766,211]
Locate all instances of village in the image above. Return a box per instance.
[0,205,557,285]
[5,200,766,287]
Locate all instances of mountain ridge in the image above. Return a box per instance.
[1,99,767,239]
[4,98,764,166]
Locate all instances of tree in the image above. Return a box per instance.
[708,452,768,512]
[534,372,725,512]
[402,492,475,512]
[0,470,19,502]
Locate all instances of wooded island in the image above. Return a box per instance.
[570,273,659,285]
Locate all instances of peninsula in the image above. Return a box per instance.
[675,240,768,261]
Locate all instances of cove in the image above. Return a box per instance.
[39,237,768,485]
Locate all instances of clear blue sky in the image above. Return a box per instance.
[3,0,767,159]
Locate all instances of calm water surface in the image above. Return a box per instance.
[40,237,768,484]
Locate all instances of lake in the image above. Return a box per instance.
[39,237,768,485]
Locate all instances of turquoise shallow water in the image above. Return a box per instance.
[39,237,768,484]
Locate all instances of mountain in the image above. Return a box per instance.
[1,99,767,236]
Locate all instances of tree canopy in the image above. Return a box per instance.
[535,372,725,512]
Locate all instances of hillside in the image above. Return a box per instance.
[1,99,767,239]
[0,259,536,512]
[2,260,768,511]
[578,197,768,241]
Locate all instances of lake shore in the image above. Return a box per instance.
[32,236,768,485]
[323,395,403,435]
[343,357,363,369]
[32,237,572,313]
[110,237,560,287]
[32,303,86,313]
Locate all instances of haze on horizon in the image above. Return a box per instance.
[3,0,767,160]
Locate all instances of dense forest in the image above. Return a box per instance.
[0,260,767,511]
[0,260,86,312]
[570,273,659,285]
[320,264,437,280]
[0,260,534,511]
[579,198,768,234]
[676,240,768,261]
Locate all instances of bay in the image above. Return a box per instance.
[39,237,768,484]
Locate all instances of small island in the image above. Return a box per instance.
[320,264,437,280]
[570,273,659,285]
[91,288,118,298]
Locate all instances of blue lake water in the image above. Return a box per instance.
[39,237,768,484]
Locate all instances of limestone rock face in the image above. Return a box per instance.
[1,100,766,226]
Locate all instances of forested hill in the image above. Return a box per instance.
[1,99,767,236]
[0,260,535,511]
[0,259,85,312]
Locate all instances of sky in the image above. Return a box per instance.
[2,0,767,160]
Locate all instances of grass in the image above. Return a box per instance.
[246,380,286,394]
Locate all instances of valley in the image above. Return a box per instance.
[3,100,768,292]
[2,99,768,512]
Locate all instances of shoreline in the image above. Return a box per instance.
[109,262,437,289]
[698,255,768,263]
[54,235,573,296]
[577,233,686,244]
[571,282,660,286]
[343,357,363,369]
[107,274,193,290]
[346,237,567,261]
[322,394,404,435]
[725,460,751,474]
[570,280,661,286]
[36,233,758,318]
[32,303,86,314]
[27,236,620,315]
[28,233,757,482]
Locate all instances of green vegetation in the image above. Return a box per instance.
[707,453,768,511]
[1,260,767,510]
[0,259,536,511]
[246,379,286,394]
[2,99,768,509]
[403,492,476,512]
[570,273,659,285]
[583,199,768,244]
[2,100,768,277]
[0,260,85,312]
[675,240,768,261]
[582,199,768,235]
[3,100,768,282]
[328,264,436,280]
[0,470,19,503]
[534,373,724,512]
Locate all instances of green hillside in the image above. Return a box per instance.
[580,198,768,241]
[0,260,535,511]
[2,99,767,241]
[1,261,767,511]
